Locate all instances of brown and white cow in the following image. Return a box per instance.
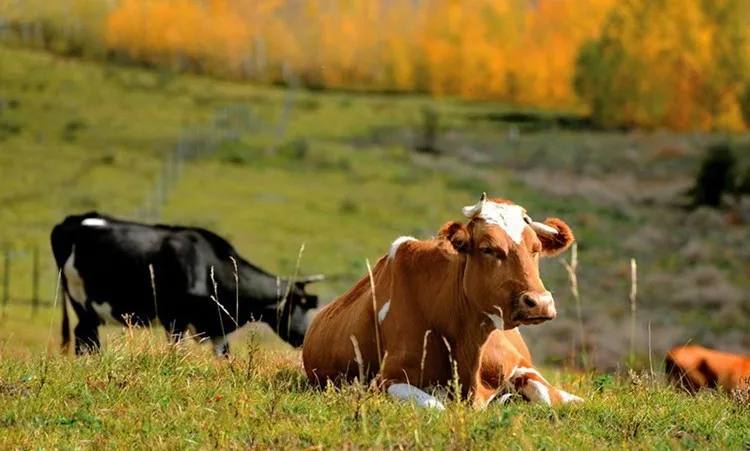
[302,193,583,409]
[665,345,750,394]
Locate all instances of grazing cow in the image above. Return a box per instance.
[665,345,750,394]
[51,212,324,356]
[302,193,583,409]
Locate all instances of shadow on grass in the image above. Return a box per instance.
[465,111,634,133]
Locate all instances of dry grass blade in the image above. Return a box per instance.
[35,269,63,399]
[629,257,637,368]
[278,242,306,337]
[561,242,588,369]
[210,266,235,352]
[209,294,239,329]
[45,269,63,354]
[230,256,239,327]
[350,334,365,385]
[365,258,383,367]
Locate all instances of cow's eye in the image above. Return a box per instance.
[482,247,505,260]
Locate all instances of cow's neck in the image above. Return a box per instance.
[415,248,496,348]
[407,247,500,400]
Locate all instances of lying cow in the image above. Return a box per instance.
[665,344,750,394]
[302,193,582,409]
[51,212,324,356]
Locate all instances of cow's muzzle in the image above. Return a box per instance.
[513,291,556,325]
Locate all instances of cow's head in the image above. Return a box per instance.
[439,193,574,330]
[275,275,323,347]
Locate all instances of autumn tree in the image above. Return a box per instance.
[574,0,749,131]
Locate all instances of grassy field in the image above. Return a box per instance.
[1,46,750,448]
[1,303,749,449]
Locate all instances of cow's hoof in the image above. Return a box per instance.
[560,390,584,404]
[424,399,446,410]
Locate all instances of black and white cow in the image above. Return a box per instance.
[50,212,324,356]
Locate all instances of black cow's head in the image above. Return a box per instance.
[273,274,323,348]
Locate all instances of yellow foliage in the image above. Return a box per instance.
[575,0,750,131]
[4,0,750,130]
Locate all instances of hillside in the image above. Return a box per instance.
[1,46,749,373]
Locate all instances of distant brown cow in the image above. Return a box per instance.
[665,345,750,393]
[302,193,583,409]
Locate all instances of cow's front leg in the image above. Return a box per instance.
[386,383,446,410]
[380,361,446,410]
[453,342,498,410]
[504,366,583,406]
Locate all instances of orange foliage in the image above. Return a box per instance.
[574,0,750,131]
[94,0,750,130]
[103,0,615,105]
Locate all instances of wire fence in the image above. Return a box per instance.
[0,60,300,319]
[0,1,277,84]
[132,69,299,223]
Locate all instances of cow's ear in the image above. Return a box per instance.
[438,221,471,253]
[538,218,575,257]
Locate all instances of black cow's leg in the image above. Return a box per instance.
[69,301,101,355]
[74,317,100,355]
[211,336,230,358]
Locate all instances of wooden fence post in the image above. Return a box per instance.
[31,246,40,317]
[2,249,10,318]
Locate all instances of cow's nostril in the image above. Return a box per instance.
[523,296,537,309]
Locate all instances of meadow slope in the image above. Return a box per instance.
[1,45,750,369]
[1,46,750,448]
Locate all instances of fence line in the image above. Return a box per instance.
[0,60,300,320]
[131,70,300,223]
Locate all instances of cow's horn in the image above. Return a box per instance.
[297,274,326,284]
[530,221,559,236]
[462,192,487,218]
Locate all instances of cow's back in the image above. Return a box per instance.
[666,345,750,393]
[52,213,175,324]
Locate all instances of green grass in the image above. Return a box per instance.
[1,45,750,448]
[1,304,748,449]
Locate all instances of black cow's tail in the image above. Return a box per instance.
[51,221,73,355]
[61,291,71,354]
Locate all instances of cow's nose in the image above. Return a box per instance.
[519,291,556,320]
[522,295,537,309]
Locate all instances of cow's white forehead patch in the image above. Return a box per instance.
[81,218,108,227]
[476,202,527,244]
